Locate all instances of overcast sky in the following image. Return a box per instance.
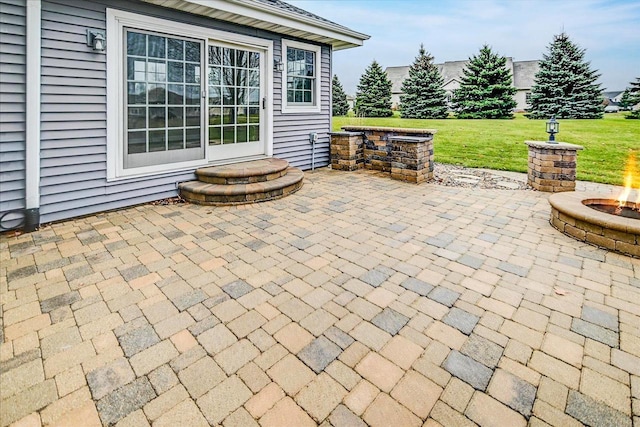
[288,0,640,95]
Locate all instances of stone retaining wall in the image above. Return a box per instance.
[330,126,436,184]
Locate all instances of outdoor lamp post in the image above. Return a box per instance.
[546,116,559,143]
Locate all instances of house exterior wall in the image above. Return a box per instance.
[30,0,331,224]
[0,0,27,229]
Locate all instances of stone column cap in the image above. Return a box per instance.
[341,126,437,134]
[525,140,584,150]
[329,131,364,136]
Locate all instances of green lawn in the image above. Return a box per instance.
[332,113,639,186]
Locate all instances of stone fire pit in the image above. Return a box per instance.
[549,192,640,258]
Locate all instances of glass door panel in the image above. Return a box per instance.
[207,43,265,161]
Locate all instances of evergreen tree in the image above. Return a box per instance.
[619,89,633,111]
[451,45,516,119]
[399,45,448,119]
[355,60,393,117]
[627,77,640,119]
[528,33,603,119]
[332,75,350,116]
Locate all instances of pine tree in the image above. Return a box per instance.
[399,45,448,119]
[528,33,603,119]
[355,60,393,117]
[451,45,516,119]
[332,75,350,116]
[627,77,640,119]
[619,89,633,111]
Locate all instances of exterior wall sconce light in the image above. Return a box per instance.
[274,59,284,72]
[86,29,106,52]
[546,116,559,143]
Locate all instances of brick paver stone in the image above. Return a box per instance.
[298,336,342,373]
[197,376,252,425]
[371,308,409,336]
[153,399,208,427]
[443,350,493,391]
[400,277,434,296]
[363,393,421,427]
[259,397,315,427]
[487,368,536,417]
[581,306,619,332]
[266,354,315,395]
[96,377,156,425]
[355,352,403,393]
[465,392,526,427]
[571,318,619,348]
[178,356,226,398]
[442,308,479,335]
[460,334,504,368]
[86,358,135,400]
[390,370,443,418]
[566,390,632,427]
[296,373,348,422]
[329,404,367,427]
[428,287,460,307]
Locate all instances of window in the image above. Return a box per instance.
[281,39,321,113]
[525,92,532,104]
[124,30,204,169]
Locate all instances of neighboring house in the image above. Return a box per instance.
[603,90,625,106]
[346,95,356,111]
[0,0,369,231]
[386,58,539,111]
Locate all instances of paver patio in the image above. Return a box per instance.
[1,168,638,427]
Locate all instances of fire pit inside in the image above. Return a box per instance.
[586,199,640,220]
[549,193,640,258]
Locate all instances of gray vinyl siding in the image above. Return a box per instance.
[0,0,26,228]
[38,0,332,224]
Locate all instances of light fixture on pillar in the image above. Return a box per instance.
[546,116,559,144]
[86,29,106,52]
[273,59,284,72]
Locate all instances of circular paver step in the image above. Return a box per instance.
[179,167,304,205]
[196,158,290,184]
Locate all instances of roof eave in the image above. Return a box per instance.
[139,0,370,50]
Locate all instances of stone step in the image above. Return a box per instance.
[179,167,304,205]
[196,158,290,184]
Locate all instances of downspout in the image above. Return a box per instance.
[24,0,41,231]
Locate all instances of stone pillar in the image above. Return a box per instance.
[389,135,434,183]
[329,132,363,171]
[525,141,584,192]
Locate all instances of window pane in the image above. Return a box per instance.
[147,60,166,82]
[185,63,200,83]
[236,69,247,87]
[248,70,259,87]
[127,32,146,56]
[294,91,302,102]
[209,126,222,145]
[168,84,184,104]
[223,67,234,86]
[149,130,166,151]
[223,48,235,66]
[303,91,311,103]
[223,88,235,105]
[209,87,221,105]
[249,52,260,68]
[128,131,146,153]
[208,67,221,85]
[128,82,146,104]
[236,107,248,124]
[148,83,166,104]
[249,88,259,105]
[128,107,146,129]
[148,35,166,58]
[222,126,235,144]
[209,46,222,65]
[168,61,184,82]
[306,64,314,77]
[185,41,200,62]
[222,107,235,124]
[236,88,247,105]
[127,57,146,81]
[168,107,183,127]
[148,107,165,128]
[248,125,259,142]
[237,125,248,143]
[168,129,184,150]
[236,50,247,68]
[167,39,184,60]
[303,78,311,90]
[287,48,295,62]
[306,51,314,65]
[209,106,221,125]
[185,128,200,148]
[186,107,200,126]
[248,107,259,123]
[185,85,200,105]
[287,90,294,103]
[296,49,305,61]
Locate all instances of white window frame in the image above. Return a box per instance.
[106,9,274,180]
[281,39,321,114]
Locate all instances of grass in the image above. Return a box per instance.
[332,113,639,186]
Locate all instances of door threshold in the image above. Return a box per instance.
[206,154,269,167]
